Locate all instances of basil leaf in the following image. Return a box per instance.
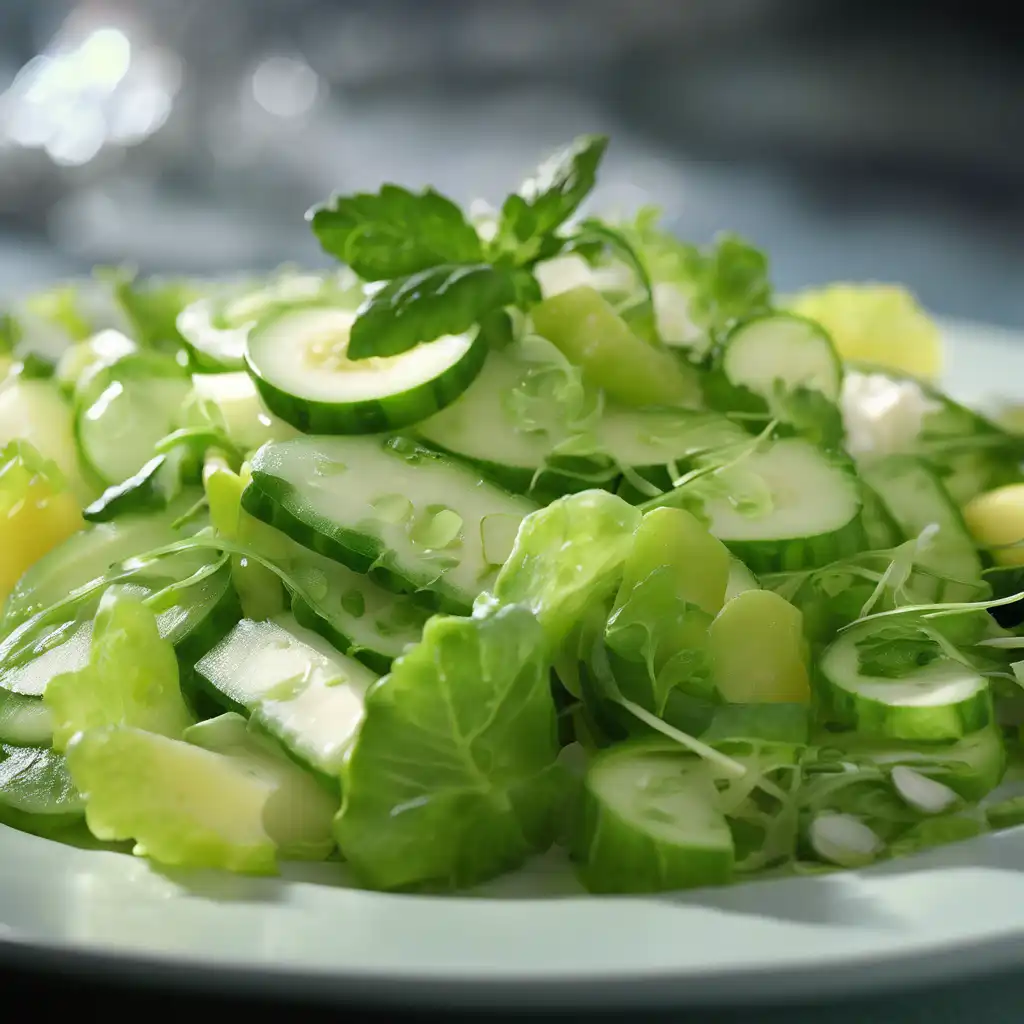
[499,134,608,261]
[348,263,518,360]
[309,185,484,280]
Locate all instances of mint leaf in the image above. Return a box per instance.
[499,134,608,262]
[309,185,484,281]
[347,263,518,360]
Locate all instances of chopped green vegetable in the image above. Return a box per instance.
[44,587,193,751]
[335,605,565,891]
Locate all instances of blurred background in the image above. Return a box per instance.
[1,0,1021,326]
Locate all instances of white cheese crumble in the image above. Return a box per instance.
[840,371,941,458]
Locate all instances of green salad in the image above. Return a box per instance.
[5,135,1024,893]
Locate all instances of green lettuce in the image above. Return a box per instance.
[44,587,193,751]
[335,604,565,891]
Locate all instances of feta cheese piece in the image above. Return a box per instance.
[841,371,941,458]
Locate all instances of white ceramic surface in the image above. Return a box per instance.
[3,319,1024,1009]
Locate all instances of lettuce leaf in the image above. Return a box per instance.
[335,604,565,891]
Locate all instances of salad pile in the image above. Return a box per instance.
[4,136,1024,893]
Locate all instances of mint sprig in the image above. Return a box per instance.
[308,134,609,361]
[309,185,484,281]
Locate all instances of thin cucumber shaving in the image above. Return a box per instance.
[1,134,1022,895]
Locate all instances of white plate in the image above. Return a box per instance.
[3,319,1024,1010]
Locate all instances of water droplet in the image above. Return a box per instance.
[410,507,463,550]
[372,493,413,525]
[340,589,366,619]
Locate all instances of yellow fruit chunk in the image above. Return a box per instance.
[963,483,1024,567]
[788,283,942,381]
[0,440,84,605]
[709,590,811,703]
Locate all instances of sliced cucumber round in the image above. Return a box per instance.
[0,689,53,746]
[416,340,748,500]
[820,623,992,741]
[190,371,297,452]
[246,305,487,435]
[3,492,206,628]
[859,455,985,606]
[244,435,536,612]
[285,550,429,674]
[722,313,841,403]
[74,353,192,486]
[571,742,734,894]
[0,377,92,502]
[814,727,1005,802]
[177,271,358,372]
[194,615,375,776]
[0,744,84,836]
[690,437,865,573]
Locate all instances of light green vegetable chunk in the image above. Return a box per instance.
[619,507,731,617]
[44,587,193,751]
[530,285,701,407]
[184,713,338,861]
[67,725,278,873]
[479,489,642,649]
[335,604,565,891]
[709,590,811,704]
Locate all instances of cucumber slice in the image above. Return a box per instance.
[190,371,296,452]
[677,438,864,573]
[245,435,536,611]
[0,689,53,746]
[3,494,206,628]
[721,313,842,402]
[246,306,486,434]
[820,623,992,741]
[414,344,587,497]
[0,378,91,502]
[74,353,192,485]
[814,727,1005,803]
[177,270,358,371]
[234,508,428,672]
[194,615,375,776]
[416,341,748,500]
[571,742,734,893]
[184,713,338,860]
[82,452,185,523]
[286,549,429,674]
[859,455,984,605]
[0,744,83,836]
[725,558,759,601]
[55,329,137,396]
